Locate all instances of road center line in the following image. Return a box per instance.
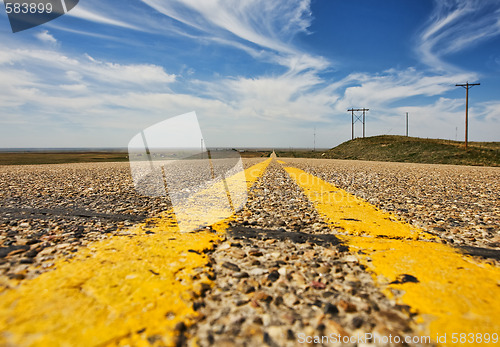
[283,165,500,343]
[0,159,271,347]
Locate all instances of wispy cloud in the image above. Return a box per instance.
[417,0,500,70]
[35,30,58,45]
[333,68,477,112]
[0,48,175,88]
[67,6,140,31]
[472,101,500,122]
[47,23,125,41]
[61,0,325,74]
[141,0,311,52]
[140,0,326,72]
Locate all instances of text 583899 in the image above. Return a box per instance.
[5,2,53,14]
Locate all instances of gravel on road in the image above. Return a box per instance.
[1,158,498,346]
[0,162,169,284]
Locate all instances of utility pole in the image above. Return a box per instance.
[362,108,367,138]
[405,112,408,137]
[349,108,354,140]
[313,127,316,152]
[456,82,480,149]
[347,108,369,140]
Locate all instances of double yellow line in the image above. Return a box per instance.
[283,164,500,344]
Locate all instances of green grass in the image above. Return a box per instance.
[276,136,500,167]
[0,152,129,166]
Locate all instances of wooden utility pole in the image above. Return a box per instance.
[347,108,369,140]
[349,108,355,140]
[456,82,480,148]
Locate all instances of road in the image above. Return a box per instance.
[0,157,499,346]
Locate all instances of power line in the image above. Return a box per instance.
[455,82,480,149]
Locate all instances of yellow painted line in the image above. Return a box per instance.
[243,159,272,188]
[285,166,435,241]
[174,159,265,232]
[0,159,271,347]
[284,166,500,343]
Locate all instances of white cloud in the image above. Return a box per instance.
[35,30,58,44]
[0,44,179,148]
[0,49,176,89]
[417,0,500,70]
[67,6,140,30]
[81,57,177,86]
[472,101,500,122]
[333,68,477,112]
[141,0,310,52]
[140,0,326,72]
[59,84,88,92]
[58,0,326,74]
[47,24,121,41]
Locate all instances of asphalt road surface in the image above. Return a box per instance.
[0,157,499,346]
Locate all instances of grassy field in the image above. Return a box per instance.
[2,137,499,166]
[0,152,129,166]
[239,150,273,158]
[276,135,500,167]
[0,150,272,165]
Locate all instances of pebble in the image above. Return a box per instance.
[324,303,339,315]
[267,270,280,282]
[222,262,241,272]
[248,268,267,276]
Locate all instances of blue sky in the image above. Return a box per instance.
[0,0,499,149]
